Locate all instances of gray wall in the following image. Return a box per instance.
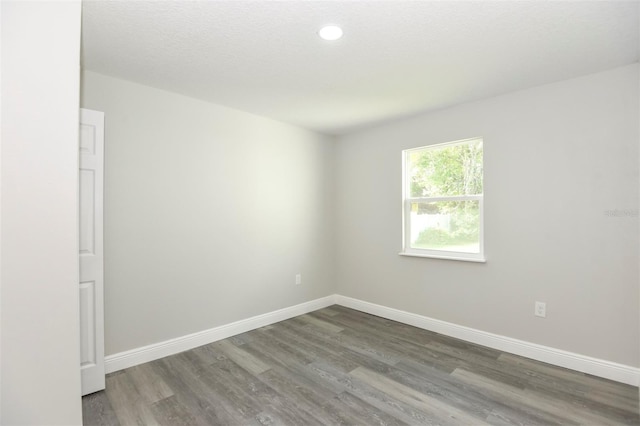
[2,1,83,423]
[334,64,639,367]
[81,71,336,355]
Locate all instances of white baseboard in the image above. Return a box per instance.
[333,295,640,386]
[105,295,335,373]
[105,293,639,386]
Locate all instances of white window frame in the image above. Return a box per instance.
[400,138,485,262]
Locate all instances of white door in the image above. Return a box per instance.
[79,108,105,395]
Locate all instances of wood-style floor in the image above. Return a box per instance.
[83,305,639,425]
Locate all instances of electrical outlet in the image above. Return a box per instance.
[535,301,546,318]
[295,274,302,285]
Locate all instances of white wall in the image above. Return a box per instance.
[1,1,83,424]
[81,71,336,355]
[335,64,640,367]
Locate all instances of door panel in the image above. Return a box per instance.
[79,169,95,255]
[79,108,105,395]
[79,281,96,367]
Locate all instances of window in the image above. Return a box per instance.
[401,138,484,262]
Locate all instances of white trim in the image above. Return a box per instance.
[105,296,335,373]
[404,136,483,153]
[333,295,640,386]
[105,293,639,386]
[399,252,487,263]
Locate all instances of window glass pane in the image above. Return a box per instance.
[409,200,480,253]
[408,140,483,197]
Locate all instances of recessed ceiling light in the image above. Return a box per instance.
[318,25,343,41]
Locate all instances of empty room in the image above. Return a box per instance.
[2,0,640,425]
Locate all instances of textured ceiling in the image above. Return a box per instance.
[81,1,639,135]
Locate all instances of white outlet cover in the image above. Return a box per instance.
[535,301,546,318]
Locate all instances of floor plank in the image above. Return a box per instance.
[83,306,640,425]
[82,389,121,426]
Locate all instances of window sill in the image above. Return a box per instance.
[399,252,486,263]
